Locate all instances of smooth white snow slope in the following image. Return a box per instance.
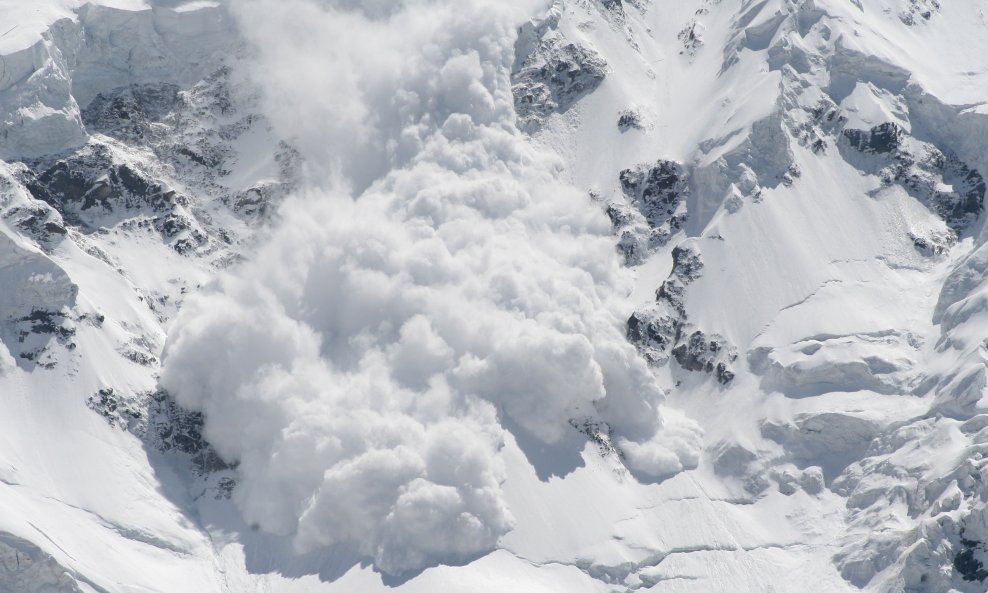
[1,0,988,592]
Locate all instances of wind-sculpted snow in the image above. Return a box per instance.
[161,0,701,576]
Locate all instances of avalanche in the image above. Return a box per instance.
[0,0,987,592]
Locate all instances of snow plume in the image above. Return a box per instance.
[160,0,702,576]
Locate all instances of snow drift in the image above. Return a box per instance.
[160,0,702,575]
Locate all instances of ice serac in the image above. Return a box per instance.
[0,32,88,160]
[0,229,77,369]
[0,1,232,160]
[0,533,87,593]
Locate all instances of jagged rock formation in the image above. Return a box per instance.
[672,331,737,385]
[617,108,646,132]
[513,6,608,132]
[840,121,985,235]
[608,159,689,264]
[626,243,738,382]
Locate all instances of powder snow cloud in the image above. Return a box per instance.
[160,0,702,576]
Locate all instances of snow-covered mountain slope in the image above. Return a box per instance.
[1,0,988,592]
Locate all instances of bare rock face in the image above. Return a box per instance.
[626,245,703,364]
[840,121,984,236]
[605,159,690,265]
[672,331,737,384]
[21,142,204,250]
[513,10,607,133]
[625,243,734,382]
[0,3,233,161]
[82,83,184,140]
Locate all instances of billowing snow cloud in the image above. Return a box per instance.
[161,0,702,576]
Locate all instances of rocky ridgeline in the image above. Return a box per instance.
[677,2,711,59]
[57,71,295,494]
[626,244,703,365]
[625,244,738,383]
[840,121,985,239]
[82,70,301,222]
[672,331,737,385]
[17,71,298,252]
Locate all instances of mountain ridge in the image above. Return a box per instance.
[0,0,987,591]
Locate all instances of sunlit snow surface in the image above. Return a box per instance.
[1,0,988,592]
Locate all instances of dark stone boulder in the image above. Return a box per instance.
[843,122,904,154]
[617,109,645,132]
[671,331,737,384]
